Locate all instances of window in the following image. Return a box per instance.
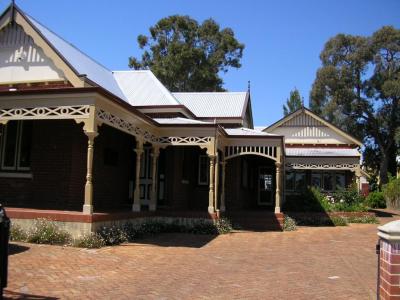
[311,172,322,189]
[285,171,295,191]
[335,172,346,190]
[323,173,334,191]
[1,121,32,171]
[198,155,209,185]
[295,171,306,191]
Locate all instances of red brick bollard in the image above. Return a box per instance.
[378,221,400,299]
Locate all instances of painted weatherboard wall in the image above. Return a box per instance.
[267,112,355,145]
[0,24,65,83]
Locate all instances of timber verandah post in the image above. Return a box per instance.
[82,106,98,215]
[132,139,144,212]
[149,146,160,211]
[274,146,283,214]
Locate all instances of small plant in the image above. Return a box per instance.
[330,216,348,226]
[214,218,233,234]
[10,224,28,242]
[27,219,71,245]
[365,191,386,208]
[283,215,297,231]
[345,215,379,224]
[97,225,128,245]
[73,233,106,249]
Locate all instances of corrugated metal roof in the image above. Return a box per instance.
[172,92,248,118]
[113,71,179,106]
[225,128,278,136]
[25,13,127,100]
[285,148,360,157]
[154,117,211,125]
[254,126,267,131]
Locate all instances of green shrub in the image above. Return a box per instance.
[214,218,233,234]
[283,215,297,231]
[334,185,364,206]
[97,225,128,245]
[10,224,28,242]
[283,187,332,212]
[27,219,71,245]
[330,216,348,226]
[383,177,400,209]
[332,201,368,212]
[365,191,386,208]
[73,233,106,249]
[345,215,379,224]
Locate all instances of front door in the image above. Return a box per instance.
[258,167,274,206]
[139,146,152,207]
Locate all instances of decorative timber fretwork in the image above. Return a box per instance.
[0,105,90,120]
[224,145,277,161]
[285,162,359,170]
[158,136,212,145]
[96,109,158,143]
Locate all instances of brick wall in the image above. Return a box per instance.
[0,120,135,212]
[0,119,86,210]
[379,237,400,299]
[161,146,208,211]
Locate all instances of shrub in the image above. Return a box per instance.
[214,218,233,234]
[10,224,28,242]
[97,225,128,245]
[73,233,106,249]
[283,187,332,212]
[283,215,297,231]
[383,177,400,209]
[333,185,364,206]
[345,215,379,224]
[365,191,386,208]
[27,219,71,245]
[330,216,348,226]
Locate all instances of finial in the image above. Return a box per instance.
[11,0,16,24]
[247,80,250,92]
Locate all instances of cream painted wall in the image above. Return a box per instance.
[272,126,351,144]
[0,24,65,83]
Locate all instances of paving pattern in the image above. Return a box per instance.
[4,210,400,299]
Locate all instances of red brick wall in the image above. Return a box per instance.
[161,146,208,211]
[225,155,275,211]
[379,239,400,299]
[0,120,135,212]
[0,120,86,210]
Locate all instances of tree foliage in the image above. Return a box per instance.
[310,26,400,184]
[129,15,244,92]
[283,88,303,116]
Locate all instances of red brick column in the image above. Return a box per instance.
[378,221,400,299]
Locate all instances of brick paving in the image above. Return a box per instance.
[4,210,400,300]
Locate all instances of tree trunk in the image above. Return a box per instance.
[380,152,389,185]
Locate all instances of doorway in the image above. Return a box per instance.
[258,167,274,206]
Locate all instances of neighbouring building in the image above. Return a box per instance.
[0,4,363,235]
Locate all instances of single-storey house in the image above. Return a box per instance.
[0,4,363,235]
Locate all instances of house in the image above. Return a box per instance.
[0,4,363,235]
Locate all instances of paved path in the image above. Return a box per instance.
[5,210,400,299]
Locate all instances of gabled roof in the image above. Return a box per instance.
[172,92,249,118]
[264,107,362,146]
[4,4,126,100]
[113,71,179,106]
[225,127,279,137]
[154,117,211,125]
[285,148,360,157]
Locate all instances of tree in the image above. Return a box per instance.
[283,88,303,116]
[129,15,244,92]
[310,26,400,184]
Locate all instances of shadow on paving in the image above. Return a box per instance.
[127,233,218,248]
[4,290,59,300]
[8,243,30,256]
[370,209,399,219]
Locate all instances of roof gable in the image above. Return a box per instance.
[265,108,362,146]
[0,4,126,100]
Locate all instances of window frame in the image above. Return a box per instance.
[0,121,31,172]
[198,155,209,185]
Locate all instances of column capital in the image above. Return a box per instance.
[151,146,160,157]
[275,161,282,169]
[84,131,98,141]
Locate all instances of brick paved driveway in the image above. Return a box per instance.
[5,210,399,299]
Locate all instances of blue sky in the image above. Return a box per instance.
[3,0,400,126]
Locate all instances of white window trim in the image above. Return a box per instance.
[198,155,209,185]
[0,121,31,172]
[0,172,33,179]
